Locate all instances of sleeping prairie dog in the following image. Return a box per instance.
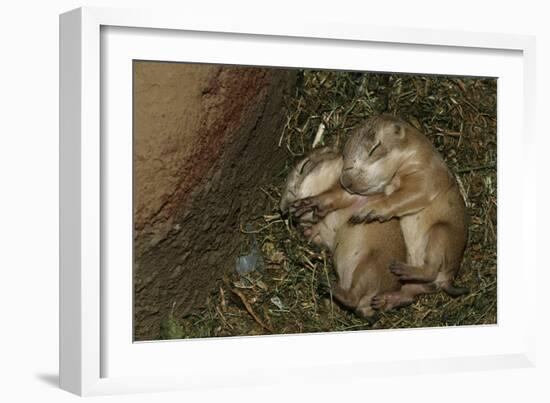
[279,147,406,318]
[339,115,469,310]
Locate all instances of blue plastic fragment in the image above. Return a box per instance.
[235,223,265,275]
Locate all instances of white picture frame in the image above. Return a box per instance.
[59,6,537,396]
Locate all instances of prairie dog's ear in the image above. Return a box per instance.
[391,122,405,139]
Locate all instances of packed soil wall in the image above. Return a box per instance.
[133,61,296,340]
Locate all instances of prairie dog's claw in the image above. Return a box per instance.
[349,215,366,225]
[371,294,386,310]
[365,212,378,223]
[291,198,313,209]
[294,206,314,218]
[365,211,390,223]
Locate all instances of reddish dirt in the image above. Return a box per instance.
[133,62,296,340]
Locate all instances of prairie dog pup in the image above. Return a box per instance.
[280,147,406,318]
[340,115,468,310]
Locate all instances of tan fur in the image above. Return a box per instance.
[280,147,406,318]
[340,115,469,310]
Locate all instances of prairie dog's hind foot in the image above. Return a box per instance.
[371,291,413,311]
[355,295,381,323]
[371,283,438,311]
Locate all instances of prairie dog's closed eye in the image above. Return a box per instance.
[368,140,381,157]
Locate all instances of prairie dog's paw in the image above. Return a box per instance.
[365,210,391,223]
[291,196,330,219]
[371,294,387,310]
[290,197,313,209]
[389,261,413,281]
[371,291,404,311]
[296,210,320,224]
[349,209,389,224]
[290,199,316,221]
[290,198,311,215]
[349,214,367,225]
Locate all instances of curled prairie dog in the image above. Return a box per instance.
[280,147,406,318]
[337,115,468,310]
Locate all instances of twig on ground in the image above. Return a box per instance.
[231,288,274,333]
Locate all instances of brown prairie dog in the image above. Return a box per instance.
[279,147,406,318]
[339,115,469,310]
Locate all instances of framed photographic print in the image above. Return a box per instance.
[60,6,537,396]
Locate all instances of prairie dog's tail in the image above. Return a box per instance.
[440,281,469,297]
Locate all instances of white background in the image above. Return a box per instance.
[103,25,525,381]
[1,0,548,402]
